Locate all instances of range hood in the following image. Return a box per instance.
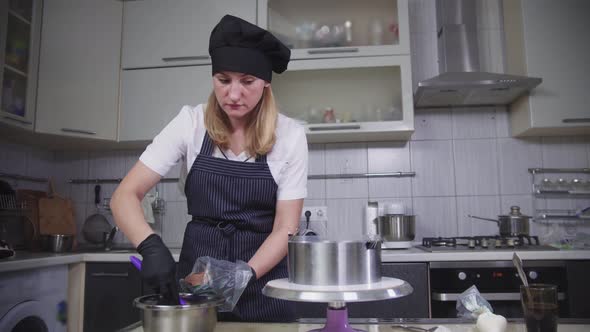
[414,0,541,108]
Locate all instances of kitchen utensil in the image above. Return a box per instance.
[134,293,223,332]
[83,185,112,244]
[520,284,558,332]
[512,252,529,288]
[391,325,438,332]
[374,214,416,242]
[287,236,382,285]
[40,234,74,252]
[130,256,187,305]
[469,206,531,236]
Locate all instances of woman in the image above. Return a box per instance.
[110,15,307,322]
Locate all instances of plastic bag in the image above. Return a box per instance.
[456,285,493,319]
[182,256,253,312]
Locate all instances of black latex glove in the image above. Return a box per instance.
[247,266,257,287]
[137,234,180,305]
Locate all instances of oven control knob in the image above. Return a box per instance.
[458,272,467,280]
[528,271,538,280]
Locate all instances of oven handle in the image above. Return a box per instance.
[432,292,566,302]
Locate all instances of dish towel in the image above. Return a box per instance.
[141,194,156,224]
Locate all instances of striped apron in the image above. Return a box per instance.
[177,132,295,322]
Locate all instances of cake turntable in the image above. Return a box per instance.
[262,277,413,332]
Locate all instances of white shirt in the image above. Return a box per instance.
[140,104,308,200]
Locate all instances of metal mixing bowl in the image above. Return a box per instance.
[134,293,223,332]
[40,234,74,252]
[288,236,382,286]
[374,215,416,242]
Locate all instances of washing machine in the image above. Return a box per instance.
[0,265,67,332]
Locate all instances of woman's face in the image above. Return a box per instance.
[213,71,269,121]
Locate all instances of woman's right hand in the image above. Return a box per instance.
[137,233,180,304]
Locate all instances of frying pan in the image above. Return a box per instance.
[82,185,112,244]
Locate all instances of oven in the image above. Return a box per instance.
[429,260,570,318]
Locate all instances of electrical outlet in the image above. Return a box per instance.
[300,206,328,223]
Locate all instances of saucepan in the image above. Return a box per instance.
[288,236,382,285]
[374,215,416,242]
[40,234,74,252]
[469,206,531,237]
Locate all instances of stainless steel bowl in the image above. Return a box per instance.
[288,236,382,286]
[374,215,415,242]
[40,234,74,252]
[134,293,223,332]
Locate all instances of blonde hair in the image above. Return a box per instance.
[204,87,278,157]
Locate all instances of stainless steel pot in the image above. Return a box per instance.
[287,236,382,286]
[40,234,74,252]
[469,206,531,236]
[374,215,415,242]
[134,294,223,332]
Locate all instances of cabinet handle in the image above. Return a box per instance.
[162,55,209,62]
[307,48,359,55]
[432,292,566,302]
[3,116,32,125]
[562,118,590,124]
[61,128,97,135]
[308,124,361,131]
[90,272,129,278]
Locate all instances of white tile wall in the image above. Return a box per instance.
[497,138,542,195]
[457,195,501,236]
[162,201,190,247]
[367,141,412,198]
[541,137,589,169]
[453,139,499,196]
[413,196,458,238]
[412,109,453,140]
[410,140,455,197]
[325,143,368,199]
[326,198,366,240]
[451,107,497,139]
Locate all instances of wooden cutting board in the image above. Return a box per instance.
[38,194,76,236]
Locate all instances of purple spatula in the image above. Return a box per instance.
[130,255,186,305]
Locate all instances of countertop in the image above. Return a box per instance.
[119,321,590,332]
[2,247,590,273]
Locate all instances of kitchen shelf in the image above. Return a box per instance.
[529,168,590,174]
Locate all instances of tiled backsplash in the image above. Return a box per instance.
[1,0,589,246]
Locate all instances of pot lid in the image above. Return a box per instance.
[498,206,531,219]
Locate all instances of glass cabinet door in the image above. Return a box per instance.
[264,0,409,59]
[1,0,40,127]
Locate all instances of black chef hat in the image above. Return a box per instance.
[209,15,291,82]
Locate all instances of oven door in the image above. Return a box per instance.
[0,301,50,332]
[429,261,569,318]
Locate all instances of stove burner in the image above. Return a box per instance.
[421,235,544,251]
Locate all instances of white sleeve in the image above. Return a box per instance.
[139,106,192,177]
[276,125,308,200]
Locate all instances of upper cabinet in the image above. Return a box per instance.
[504,0,590,136]
[35,0,122,141]
[0,0,42,130]
[259,0,410,60]
[121,0,257,69]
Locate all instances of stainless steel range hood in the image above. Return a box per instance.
[414,0,541,108]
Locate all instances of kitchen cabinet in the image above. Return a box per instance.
[295,263,429,319]
[503,0,590,136]
[119,66,212,142]
[84,263,142,332]
[121,0,257,69]
[35,0,122,141]
[0,0,42,131]
[271,55,414,143]
[258,0,410,60]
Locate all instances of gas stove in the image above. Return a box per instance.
[416,235,558,252]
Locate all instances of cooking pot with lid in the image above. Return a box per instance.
[469,206,531,237]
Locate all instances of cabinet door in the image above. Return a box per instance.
[294,263,429,319]
[523,0,590,129]
[259,0,410,60]
[271,55,414,143]
[35,0,122,141]
[84,263,142,332]
[122,0,257,69]
[0,0,42,130]
[119,66,212,142]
